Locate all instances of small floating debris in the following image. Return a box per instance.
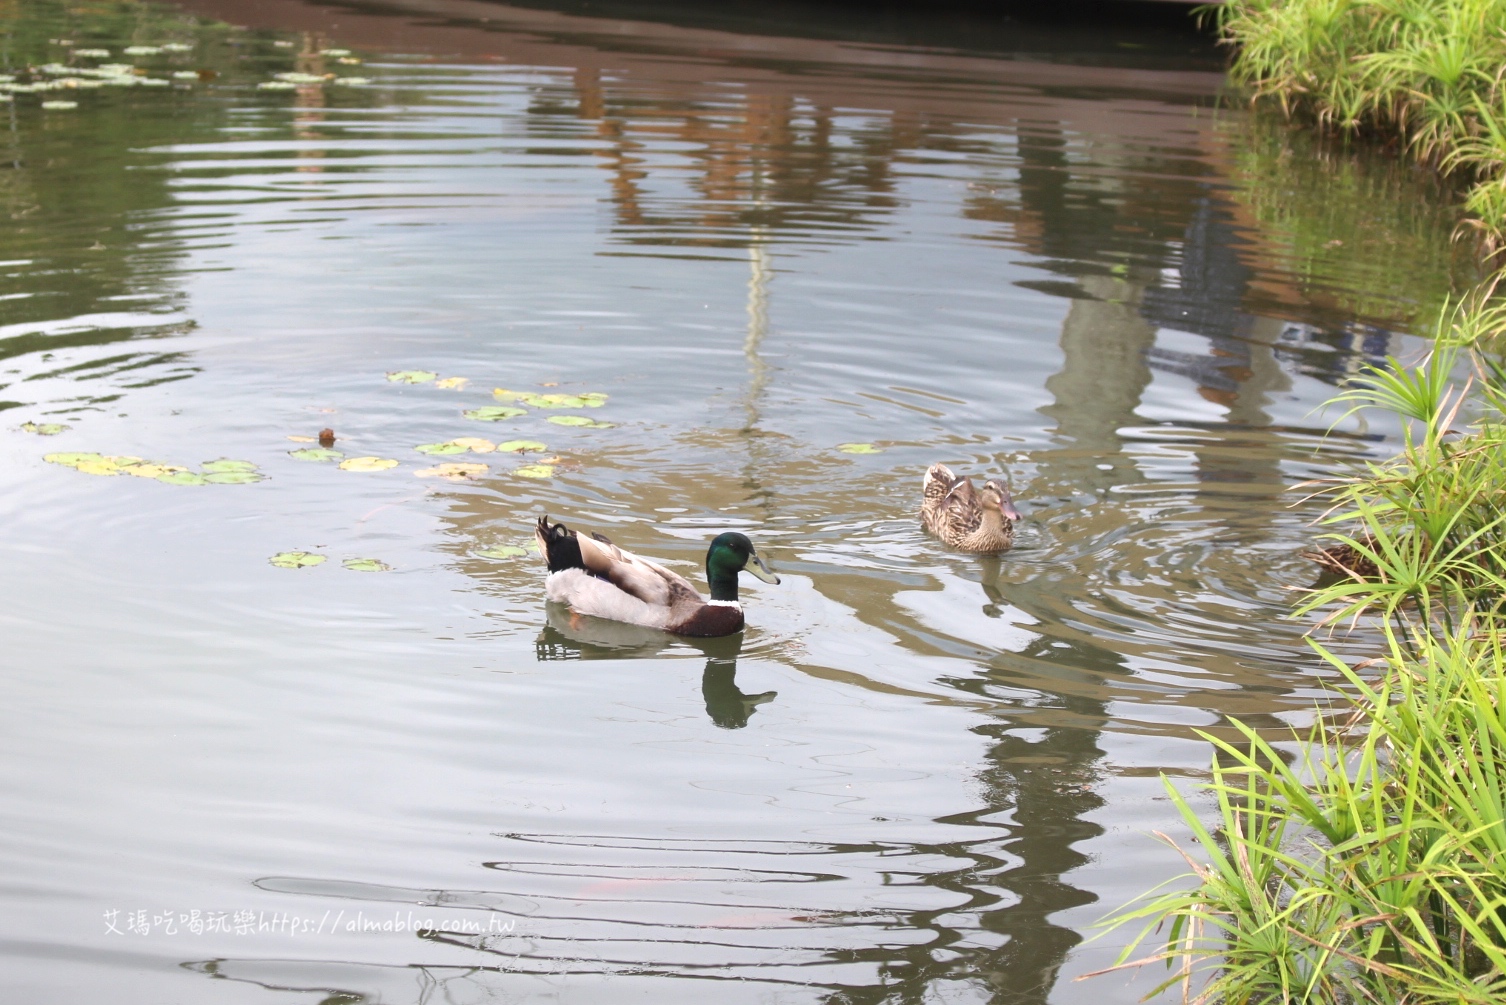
[386,370,437,384]
[122,45,163,56]
[257,81,297,91]
[273,71,327,85]
[289,447,342,462]
[514,464,555,479]
[318,428,336,448]
[837,443,882,454]
[464,406,525,422]
[74,48,111,58]
[338,456,398,472]
[20,422,70,435]
[477,545,528,559]
[41,100,78,110]
[160,43,193,53]
[547,415,612,428]
[342,557,390,572]
[331,77,369,86]
[319,48,352,57]
[171,71,199,81]
[273,40,295,48]
[270,551,324,569]
[415,461,488,482]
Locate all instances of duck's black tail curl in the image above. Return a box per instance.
[535,516,585,573]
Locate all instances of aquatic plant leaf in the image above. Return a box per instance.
[320,48,352,57]
[287,435,316,443]
[204,470,264,485]
[342,557,390,572]
[45,452,103,467]
[478,545,528,559]
[41,101,78,110]
[21,422,69,435]
[125,463,179,479]
[464,406,525,422]
[495,439,547,452]
[434,376,469,390]
[171,71,199,81]
[333,77,369,85]
[415,461,488,480]
[74,49,110,58]
[386,370,436,384]
[76,459,122,476]
[157,470,207,486]
[201,459,258,474]
[339,456,398,472]
[448,437,495,453]
[122,45,162,56]
[160,43,193,53]
[269,551,324,568]
[514,464,555,479]
[258,81,296,91]
[273,72,326,85]
[415,441,467,455]
[289,447,342,462]
[837,443,882,454]
[547,415,612,428]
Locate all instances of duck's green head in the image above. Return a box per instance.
[706,532,779,601]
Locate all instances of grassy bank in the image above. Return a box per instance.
[1213,0,1506,252]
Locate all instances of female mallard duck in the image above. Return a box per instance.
[535,516,779,637]
[920,463,1021,552]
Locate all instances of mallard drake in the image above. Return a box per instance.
[534,516,779,637]
[920,462,1021,552]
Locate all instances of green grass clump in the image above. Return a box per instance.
[1214,0,1506,250]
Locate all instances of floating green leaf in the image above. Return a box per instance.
[415,441,467,455]
[273,72,326,85]
[157,470,207,486]
[415,462,487,481]
[477,545,528,559]
[44,451,103,467]
[342,557,390,572]
[386,370,436,383]
[837,442,882,454]
[434,376,469,390]
[122,45,162,56]
[21,422,69,435]
[547,415,612,428]
[201,459,258,474]
[339,456,398,472]
[258,81,296,91]
[495,439,547,452]
[204,470,264,485]
[515,464,555,479]
[41,101,78,110]
[270,551,325,568]
[464,406,525,422]
[289,447,342,462]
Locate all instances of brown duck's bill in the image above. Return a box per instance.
[1002,498,1022,522]
[748,554,780,584]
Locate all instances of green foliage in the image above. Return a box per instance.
[1214,0,1506,250]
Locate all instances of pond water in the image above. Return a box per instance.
[0,1,1470,1002]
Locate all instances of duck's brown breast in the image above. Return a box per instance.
[670,604,745,637]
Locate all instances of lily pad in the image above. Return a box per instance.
[74,48,111,58]
[273,72,326,85]
[342,557,390,572]
[837,442,883,454]
[495,439,547,453]
[287,435,316,443]
[386,370,436,384]
[496,388,607,409]
[270,551,325,569]
[125,463,181,479]
[76,459,122,476]
[204,470,265,485]
[21,422,69,435]
[258,81,296,91]
[157,470,207,486]
[477,545,528,559]
[160,43,194,53]
[415,461,488,481]
[41,101,78,110]
[463,406,525,422]
[415,441,468,455]
[289,447,342,462]
[171,71,199,81]
[320,48,352,57]
[45,452,104,467]
[448,437,495,453]
[122,45,162,56]
[201,459,258,474]
[339,456,398,472]
[547,415,613,428]
[434,376,469,390]
[514,464,555,479]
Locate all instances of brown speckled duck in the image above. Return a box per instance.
[535,516,779,637]
[920,463,1021,552]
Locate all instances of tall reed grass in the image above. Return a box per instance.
[1212,0,1506,251]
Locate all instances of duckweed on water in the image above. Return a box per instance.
[41,100,77,110]
[288,447,342,462]
[338,456,398,472]
[269,551,324,569]
[464,406,525,422]
[386,370,437,384]
[546,415,611,428]
[342,557,390,572]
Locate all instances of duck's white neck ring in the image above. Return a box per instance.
[708,599,742,609]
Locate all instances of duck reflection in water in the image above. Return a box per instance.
[535,605,777,729]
